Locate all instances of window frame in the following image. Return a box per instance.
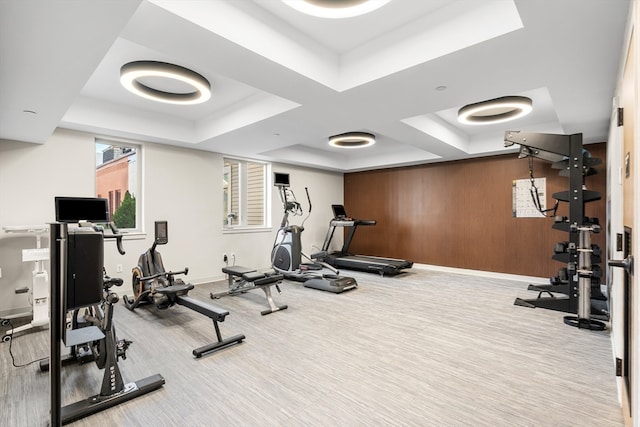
[222,157,271,232]
[95,137,144,235]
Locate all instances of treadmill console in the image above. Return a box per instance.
[331,204,351,220]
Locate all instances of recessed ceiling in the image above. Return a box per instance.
[0,0,630,172]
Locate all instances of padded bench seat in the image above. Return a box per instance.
[254,274,284,286]
[222,266,256,276]
[223,266,282,286]
[176,295,229,322]
[216,266,286,316]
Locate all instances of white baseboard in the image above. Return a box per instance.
[192,275,226,286]
[193,265,550,287]
[411,263,549,285]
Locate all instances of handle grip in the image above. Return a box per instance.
[139,268,189,282]
[608,256,634,274]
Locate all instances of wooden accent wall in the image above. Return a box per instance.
[344,143,607,278]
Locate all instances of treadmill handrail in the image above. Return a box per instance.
[322,217,377,253]
[329,219,376,227]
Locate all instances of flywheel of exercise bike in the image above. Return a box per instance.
[131,267,145,299]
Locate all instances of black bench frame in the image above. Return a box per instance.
[212,266,287,315]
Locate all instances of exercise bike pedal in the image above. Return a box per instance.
[117,338,132,360]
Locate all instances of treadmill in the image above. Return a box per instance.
[320,205,413,276]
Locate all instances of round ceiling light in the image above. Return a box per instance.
[120,61,211,105]
[457,96,532,125]
[282,0,391,18]
[328,132,376,149]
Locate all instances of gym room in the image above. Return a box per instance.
[0,1,638,426]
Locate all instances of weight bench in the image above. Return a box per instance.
[212,266,287,315]
[175,295,245,358]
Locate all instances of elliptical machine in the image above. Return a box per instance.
[271,173,357,293]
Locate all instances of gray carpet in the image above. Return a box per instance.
[0,268,623,426]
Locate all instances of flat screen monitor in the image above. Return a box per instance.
[155,220,168,244]
[331,204,348,218]
[274,172,290,187]
[55,197,109,223]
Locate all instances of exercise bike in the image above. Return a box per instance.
[271,173,357,293]
[41,222,137,374]
[47,200,165,426]
[41,269,131,376]
[123,221,245,357]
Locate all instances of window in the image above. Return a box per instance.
[95,139,141,231]
[223,158,269,229]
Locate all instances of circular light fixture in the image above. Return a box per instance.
[457,96,532,125]
[120,61,211,105]
[328,132,376,149]
[282,0,391,18]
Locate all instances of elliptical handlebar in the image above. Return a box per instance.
[305,187,311,213]
[276,183,314,230]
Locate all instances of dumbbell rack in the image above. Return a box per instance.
[562,225,606,329]
[504,131,606,329]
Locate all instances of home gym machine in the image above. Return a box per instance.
[504,131,607,330]
[49,196,164,426]
[320,204,413,276]
[211,266,288,316]
[1,224,49,341]
[271,172,357,293]
[123,221,245,356]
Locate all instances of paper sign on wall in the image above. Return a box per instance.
[512,178,546,218]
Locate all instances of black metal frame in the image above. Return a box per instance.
[49,223,165,426]
[213,266,287,315]
[320,218,413,276]
[505,132,605,329]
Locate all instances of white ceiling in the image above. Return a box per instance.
[0,0,630,172]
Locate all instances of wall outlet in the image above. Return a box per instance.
[223,253,228,263]
[116,264,123,273]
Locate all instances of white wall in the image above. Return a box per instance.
[0,129,95,316]
[0,128,343,317]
